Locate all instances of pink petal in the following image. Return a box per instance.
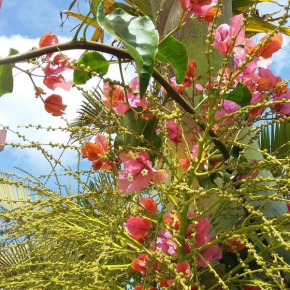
[43,75,72,91]
[257,57,272,69]
[176,260,190,277]
[127,171,153,192]
[230,13,245,47]
[152,169,168,184]
[117,171,132,195]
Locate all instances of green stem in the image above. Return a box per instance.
[72,11,92,41]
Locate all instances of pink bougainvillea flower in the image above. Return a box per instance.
[82,135,110,170]
[176,260,190,277]
[225,238,246,252]
[179,144,199,170]
[117,152,168,194]
[133,285,157,290]
[140,197,157,214]
[0,129,7,152]
[204,6,221,23]
[0,0,2,9]
[186,212,222,267]
[155,229,178,256]
[124,217,152,241]
[102,82,130,115]
[181,0,218,16]
[163,212,180,230]
[242,286,261,290]
[257,69,277,91]
[44,94,67,116]
[258,33,283,59]
[170,77,186,95]
[273,88,290,116]
[214,13,245,55]
[287,202,290,212]
[43,60,69,76]
[43,75,72,91]
[214,99,240,124]
[127,77,148,108]
[257,56,272,69]
[166,120,183,144]
[39,32,58,48]
[131,254,149,274]
[199,243,222,267]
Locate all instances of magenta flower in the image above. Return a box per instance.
[124,217,152,242]
[181,0,218,16]
[199,242,222,267]
[273,89,290,116]
[117,152,168,194]
[127,77,148,108]
[286,202,290,212]
[214,13,245,55]
[186,212,222,267]
[176,260,190,277]
[214,99,240,124]
[156,229,177,256]
[166,120,183,143]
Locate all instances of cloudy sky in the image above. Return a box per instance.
[0,0,289,192]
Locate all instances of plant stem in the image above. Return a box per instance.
[0,40,229,161]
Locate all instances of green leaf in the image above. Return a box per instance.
[223,83,252,107]
[91,0,102,16]
[0,48,19,97]
[156,36,188,84]
[73,51,109,85]
[96,1,159,96]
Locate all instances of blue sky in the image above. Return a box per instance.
[0,0,289,193]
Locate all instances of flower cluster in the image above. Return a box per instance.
[37,32,72,116]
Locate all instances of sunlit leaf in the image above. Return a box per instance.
[222,83,252,107]
[73,51,109,85]
[96,0,159,96]
[0,48,19,97]
[156,36,188,84]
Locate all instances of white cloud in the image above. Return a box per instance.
[0,35,86,172]
[0,35,136,174]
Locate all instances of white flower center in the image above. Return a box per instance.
[127,174,134,182]
[141,169,148,176]
[132,153,139,159]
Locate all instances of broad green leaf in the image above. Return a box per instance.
[114,110,161,149]
[0,48,19,97]
[156,36,188,84]
[96,1,159,96]
[223,83,252,108]
[73,51,109,85]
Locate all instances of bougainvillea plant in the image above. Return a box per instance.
[0,0,290,289]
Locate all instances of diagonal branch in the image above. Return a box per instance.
[0,40,229,161]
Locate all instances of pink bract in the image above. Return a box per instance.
[117,152,168,194]
[156,229,177,256]
[43,75,72,91]
[214,13,245,55]
[182,0,218,16]
[273,89,290,116]
[127,77,148,108]
[176,260,191,277]
[166,120,183,143]
[125,217,152,242]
